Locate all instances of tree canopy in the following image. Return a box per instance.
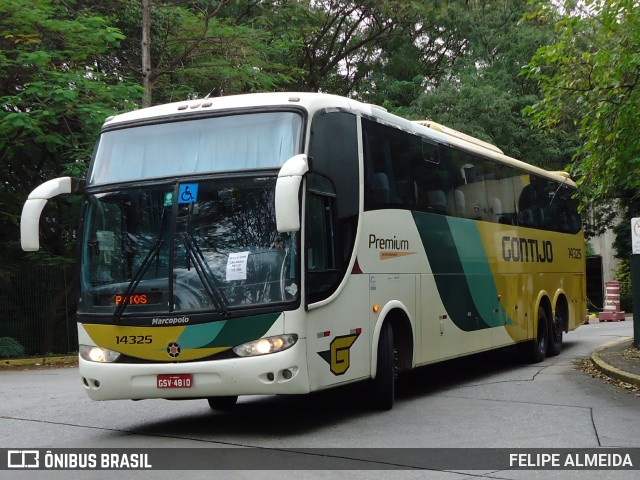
[524,0,640,203]
[1,0,637,266]
[405,0,576,170]
[0,0,142,263]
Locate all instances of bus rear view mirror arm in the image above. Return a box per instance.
[275,154,310,233]
[20,176,85,251]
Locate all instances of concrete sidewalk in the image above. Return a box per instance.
[591,336,640,388]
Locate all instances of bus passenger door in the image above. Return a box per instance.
[306,278,371,391]
[304,183,370,390]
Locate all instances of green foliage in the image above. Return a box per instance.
[0,337,26,359]
[524,0,640,204]
[1,0,621,270]
[247,0,463,97]
[0,0,142,262]
[403,0,576,171]
[3,0,627,355]
[93,0,296,104]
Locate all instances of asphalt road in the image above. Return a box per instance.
[1,320,638,479]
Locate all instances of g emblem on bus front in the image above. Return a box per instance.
[318,333,360,376]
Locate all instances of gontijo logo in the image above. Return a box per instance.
[501,236,554,263]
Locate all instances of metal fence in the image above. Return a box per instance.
[0,264,77,357]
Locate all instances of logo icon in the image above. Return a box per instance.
[166,342,181,358]
[7,450,39,468]
[318,332,360,376]
[178,184,198,204]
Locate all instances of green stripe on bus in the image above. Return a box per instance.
[176,320,227,349]
[412,211,509,331]
[447,217,511,328]
[198,312,281,349]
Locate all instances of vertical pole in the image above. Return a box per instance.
[630,254,640,348]
[141,0,153,108]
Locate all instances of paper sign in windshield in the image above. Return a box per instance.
[226,252,250,281]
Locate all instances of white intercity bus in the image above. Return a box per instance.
[21,92,586,410]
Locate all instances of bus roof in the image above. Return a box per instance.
[104,92,575,188]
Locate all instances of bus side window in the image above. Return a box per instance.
[484,162,517,225]
[518,175,554,229]
[412,141,451,214]
[306,187,344,304]
[556,186,581,234]
[306,192,335,272]
[308,111,359,304]
[363,119,420,209]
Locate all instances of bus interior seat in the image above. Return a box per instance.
[489,197,501,221]
[454,190,465,217]
[427,190,447,213]
[519,208,536,227]
[394,179,418,206]
[370,172,390,204]
[490,197,514,224]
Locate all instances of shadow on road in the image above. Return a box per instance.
[124,341,582,440]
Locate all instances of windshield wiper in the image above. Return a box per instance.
[113,239,163,324]
[181,233,229,315]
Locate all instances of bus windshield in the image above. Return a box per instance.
[89,111,303,185]
[78,177,299,319]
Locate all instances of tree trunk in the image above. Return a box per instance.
[141,0,152,107]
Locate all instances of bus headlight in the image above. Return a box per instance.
[233,334,298,357]
[79,345,121,363]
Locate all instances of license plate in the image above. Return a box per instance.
[157,374,193,389]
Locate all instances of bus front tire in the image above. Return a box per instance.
[207,396,238,410]
[370,322,395,411]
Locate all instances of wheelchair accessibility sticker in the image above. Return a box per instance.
[178,184,198,204]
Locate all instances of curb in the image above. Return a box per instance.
[590,337,640,387]
[0,355,77,367]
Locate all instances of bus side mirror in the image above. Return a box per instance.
[275,154,309,233]
[20,176,84,251]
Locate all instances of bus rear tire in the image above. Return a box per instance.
[207,396,238,410]
[547,314,563,357]
[370,322,395,411]
[528,308,548,363]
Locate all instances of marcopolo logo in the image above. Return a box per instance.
[151,316,190,325]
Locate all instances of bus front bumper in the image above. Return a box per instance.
[79,339,310,401]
